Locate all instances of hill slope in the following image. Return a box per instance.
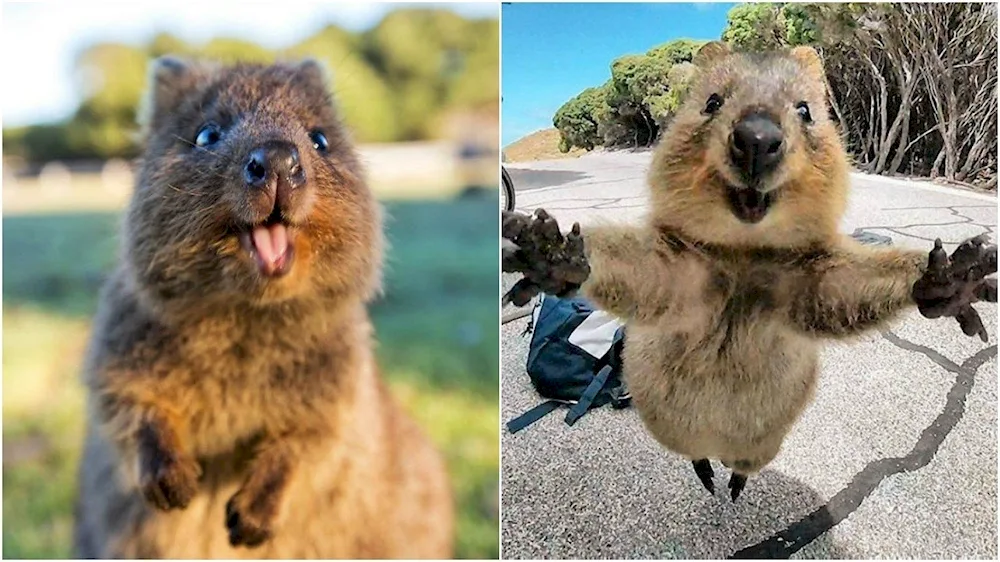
[503,128,589,163]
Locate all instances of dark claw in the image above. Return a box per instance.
[225,496,271,548]
[956,305,988,342]
[913,235,997,341]
[692,459,715,496]
[503,278,540,307]
[139,449,200,511]
[928,238,948,272]
[502,211,531,240]
[951,241,984,277]
[728,473,748,502]
[502,242,529,274]
[565,222,584,254]
[143,476,170,511]
[532,209,563,246]
[981,244,998,275]
[976,278,997,303]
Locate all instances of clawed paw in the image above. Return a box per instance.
[139,450,201,511]
[225,489,275,548]
[502,209,590,306]
[912,235,997,342]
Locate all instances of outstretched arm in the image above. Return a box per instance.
[580,224,685,322]
[785,235,996,340]
[502,210,683,322]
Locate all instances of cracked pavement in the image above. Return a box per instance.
[500,151,998,559]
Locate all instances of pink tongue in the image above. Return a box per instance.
[251,223,289,274]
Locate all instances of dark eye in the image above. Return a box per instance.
[194,122,222,148]
[703,93,724,115]
[309,130,329,153]
[796,101,812,123]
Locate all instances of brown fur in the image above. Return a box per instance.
[73,58,453,558]
[581,43,929,479]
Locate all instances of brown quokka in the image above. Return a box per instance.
[73,57,453,558]
[502,42,997,501]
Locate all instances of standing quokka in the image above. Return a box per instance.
[73,57,454,558]
[502,42,997,501]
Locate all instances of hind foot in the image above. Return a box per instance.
[728,472,748,502]
[691,459,715,495]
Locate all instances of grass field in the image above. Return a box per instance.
[1,195,500,558]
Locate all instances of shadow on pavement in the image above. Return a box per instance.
[506,168,588,191]
[501,453,851,559]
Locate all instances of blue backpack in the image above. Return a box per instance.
[506,294,631,433]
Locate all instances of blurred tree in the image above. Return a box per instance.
[446,19,500,112]
[149,32,193,58]
[554,38,704,151]
[602,54,662,146]
[780,3,822,46]
[287,26,399,143]
[69,43,148,159]
[363,9,496,139]
[553,86,605,152]
[2,8,498,162]
[646,38,705,64]
[649,61,697,123]
[203,37,273,64]
[367,9,466,79]
[4,124,76,162]
[1,126,27,159]
[722,3,785,50]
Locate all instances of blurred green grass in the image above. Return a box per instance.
[2,196,499,559]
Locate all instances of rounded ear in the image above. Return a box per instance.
[138,56,210,131]
[693,41,732,68]
[294,58,333,91]
[789,46,825,82]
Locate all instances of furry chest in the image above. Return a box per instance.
[163,346,341,457]
[622,324,818,441]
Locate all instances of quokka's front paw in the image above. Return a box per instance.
[502,209,590,306]
[225,485,279,548]
[912,235,997,342]
[139,447,202,511]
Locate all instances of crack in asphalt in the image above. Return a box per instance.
[851,206,995,245]
[728,213,994,558]
[730,332,996,559]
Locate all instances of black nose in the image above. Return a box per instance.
[243,141,305,191]
[730,114,784,181]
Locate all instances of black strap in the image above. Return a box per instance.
[609,383,632,409]
[565,365,613,426]
[506,400,562,433]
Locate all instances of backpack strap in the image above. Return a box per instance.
[506,400,562,433]
[609,382,632,409]
[564,365,613,426]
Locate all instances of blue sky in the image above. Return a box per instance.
[502,2,735,146]
[1,1,498,128]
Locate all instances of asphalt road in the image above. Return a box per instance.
[500,151,998,559]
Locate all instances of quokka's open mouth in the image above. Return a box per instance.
[725,184,776,224]
[238,209,295,277]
